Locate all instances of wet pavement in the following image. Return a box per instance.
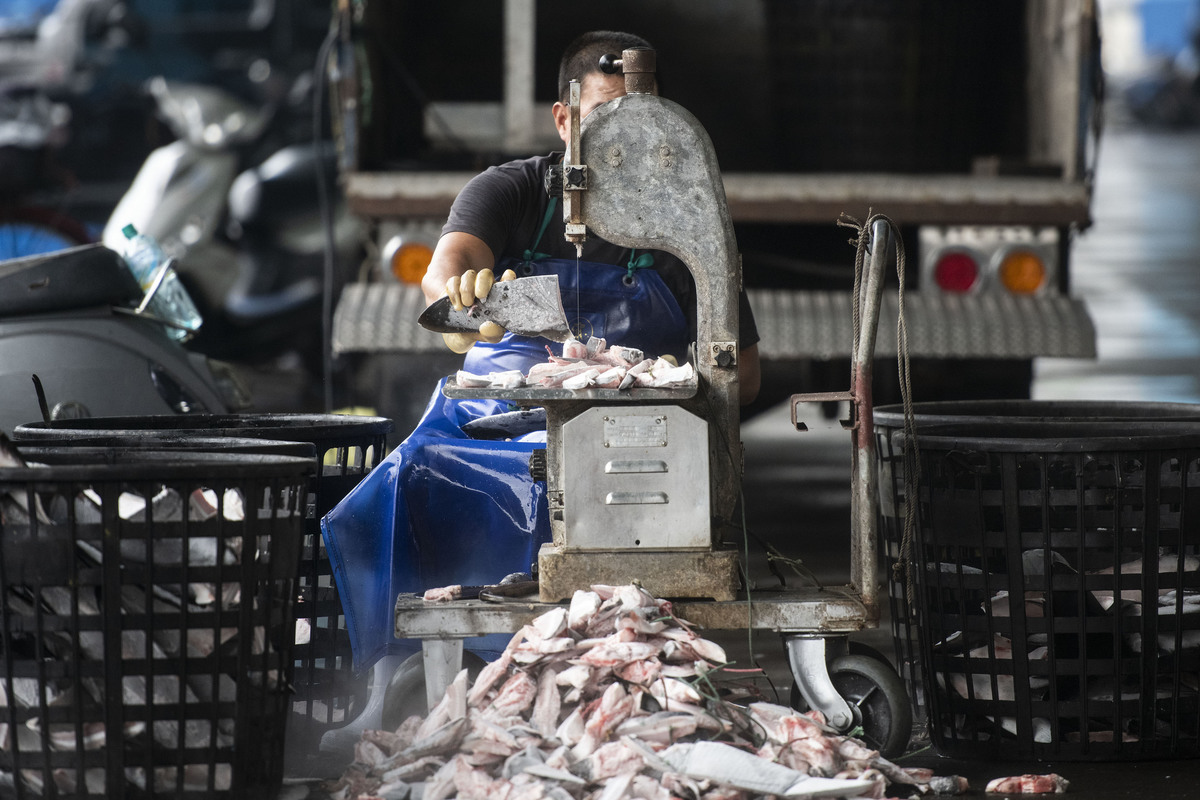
[1034,124,1200,404]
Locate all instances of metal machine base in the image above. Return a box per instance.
[537,543,739,602]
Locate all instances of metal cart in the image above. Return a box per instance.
[378,50,911,757]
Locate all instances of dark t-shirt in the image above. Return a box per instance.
[442,153,760,348]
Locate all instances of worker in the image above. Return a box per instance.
[424,30,761,404]
[322,31,760,671]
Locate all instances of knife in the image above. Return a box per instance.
[417,274,573,342]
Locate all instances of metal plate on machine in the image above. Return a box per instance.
[604,414,668,448]
[563,405,709,552]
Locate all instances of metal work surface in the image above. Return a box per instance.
[536,545,740,603]
[440,376,696,404]
[393,587,872,640]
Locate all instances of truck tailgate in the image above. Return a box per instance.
[332,283,1095,361]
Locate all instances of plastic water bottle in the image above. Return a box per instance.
[120,224,202,341]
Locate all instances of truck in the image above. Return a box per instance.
[328,0,1101,427]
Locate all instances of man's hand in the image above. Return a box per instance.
[440,267,517,353]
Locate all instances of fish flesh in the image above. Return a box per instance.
[425,585,464,603]
[326,583,966,800]
[985,773,1069,794]
[453,339,696,392]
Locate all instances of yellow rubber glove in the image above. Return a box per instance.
[440,268,517,353]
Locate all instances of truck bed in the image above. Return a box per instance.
[345,170,1092,227]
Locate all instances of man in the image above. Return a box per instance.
[421,30,761,405]
[323,31,759,670]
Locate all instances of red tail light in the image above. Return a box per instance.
[933,251,979,292]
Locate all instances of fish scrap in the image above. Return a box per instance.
[455,338,695,392]
[984,774,1069,794]
[328,583,966,800]
[425,585,465,603]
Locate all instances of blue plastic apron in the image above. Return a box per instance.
[322,207,688,671]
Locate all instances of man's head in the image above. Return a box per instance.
[552,30,655,144]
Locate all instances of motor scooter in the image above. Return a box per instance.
[101,71,365,382]
[0,243,243,435]
[0,82,96,257]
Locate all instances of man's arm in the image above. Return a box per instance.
[738,343,761,406]
[421,231,516,353]
[421,231,497,306]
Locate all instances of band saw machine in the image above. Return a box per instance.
[443,47,741,602]
[383,48,911,758]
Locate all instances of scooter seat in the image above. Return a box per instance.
[228,143,338,230]
[0,244,141,317]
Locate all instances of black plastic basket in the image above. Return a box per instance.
[886,419,1200,760]
[13,414,394,749]
[874,400,1200,430]
[873,401,1200,737]
[8,434,317,459]
[0,446,312,797]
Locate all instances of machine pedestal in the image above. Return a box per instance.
[537,543,740,602]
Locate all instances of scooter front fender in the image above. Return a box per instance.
[102,140,237,258]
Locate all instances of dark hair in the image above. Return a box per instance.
[557,30,652,103]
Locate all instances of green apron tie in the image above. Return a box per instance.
[523,197,559,265]
[522,197,656,280]
[626,249,655,279]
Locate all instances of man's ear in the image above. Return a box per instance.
[552,101,570,145]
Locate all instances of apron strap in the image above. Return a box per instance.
[625,248,656,280]
[522,198,657,280]
[522,197,559,265]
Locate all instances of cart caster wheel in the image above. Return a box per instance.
[381,651,487,731]
[789,648,911,759]
[826,654,911,758]
[787,640,891,710]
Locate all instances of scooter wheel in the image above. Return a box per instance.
[0,207,91,258]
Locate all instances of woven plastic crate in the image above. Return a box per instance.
[0,446,311,797]
[874,401,1200,730]
[13,414,394,751]
[888,421,1200,760]
[873,401,1200,731]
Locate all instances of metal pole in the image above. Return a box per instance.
[503,0,536,153]
[849,219,890,610]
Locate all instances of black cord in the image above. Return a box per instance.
[314,25,338,413]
